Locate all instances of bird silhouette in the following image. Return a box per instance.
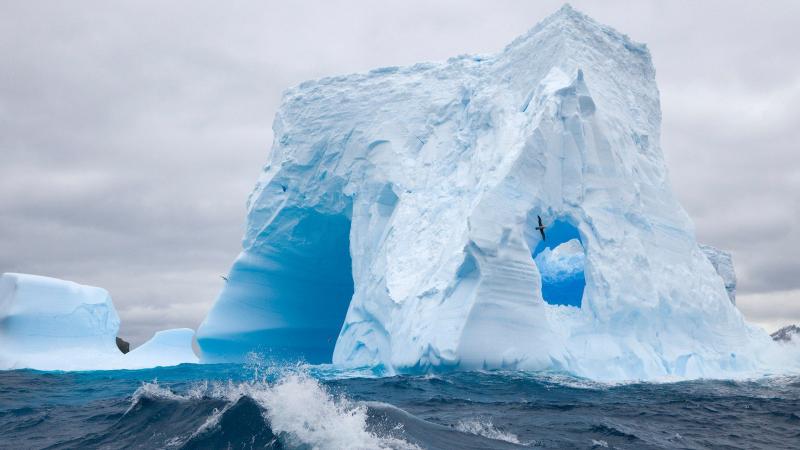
[220,275,229,282]
[536,215,546,241]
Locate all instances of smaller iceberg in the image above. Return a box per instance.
[0,273,197,371]
[0,273,121,371]
[122,328,199,369]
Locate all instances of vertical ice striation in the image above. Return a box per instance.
[196,5,793,380]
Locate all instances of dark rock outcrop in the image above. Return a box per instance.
[116,337,130,354]
[771,325,800,343]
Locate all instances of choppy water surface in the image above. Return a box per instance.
[1,363,798,449]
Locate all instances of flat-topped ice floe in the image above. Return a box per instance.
[195,5,797,380]
[0,273,197,371]
[123,328,199,369]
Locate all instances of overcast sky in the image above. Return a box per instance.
[1,1,798,345]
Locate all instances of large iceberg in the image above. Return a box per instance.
[197,6,794,380]
[0,273,197,370]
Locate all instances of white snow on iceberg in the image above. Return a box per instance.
[0,273,197,371]
[196,5,798,380]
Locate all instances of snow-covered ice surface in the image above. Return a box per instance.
[197,5,799,380]
[0,273,197,371]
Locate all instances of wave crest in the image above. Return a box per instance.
[455,418,522,444]
[125,369,418,449]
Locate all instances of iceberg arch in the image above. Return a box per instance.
[196,5,796,380]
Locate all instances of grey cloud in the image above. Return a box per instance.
[738,290,800,334]
[1,0,798,344]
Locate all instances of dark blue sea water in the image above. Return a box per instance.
[1,363,798,449]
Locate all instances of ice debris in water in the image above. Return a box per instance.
[195,4,800,381]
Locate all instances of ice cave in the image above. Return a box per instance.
[198,207,355,364]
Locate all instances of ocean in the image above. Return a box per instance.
[1,363,798,449]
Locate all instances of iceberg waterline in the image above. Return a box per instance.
[194,5,799,380]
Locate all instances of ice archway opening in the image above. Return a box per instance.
[526,216,586,308]
[197,206,355,364]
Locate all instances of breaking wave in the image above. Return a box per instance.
[114,371,421,450]
[2,365,799,449]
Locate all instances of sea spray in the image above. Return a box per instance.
[455,418,522,445]
[4,366,798,449]
[126,363,419,449]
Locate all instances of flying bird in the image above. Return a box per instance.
[220,275,229,282]
[536,215,546,241]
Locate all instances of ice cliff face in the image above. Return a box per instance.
[197,5,791,380]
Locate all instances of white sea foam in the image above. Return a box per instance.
[251,372,419,450]
[130,380,187,402]
[128,369,419,450]
[455,418,522,445]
